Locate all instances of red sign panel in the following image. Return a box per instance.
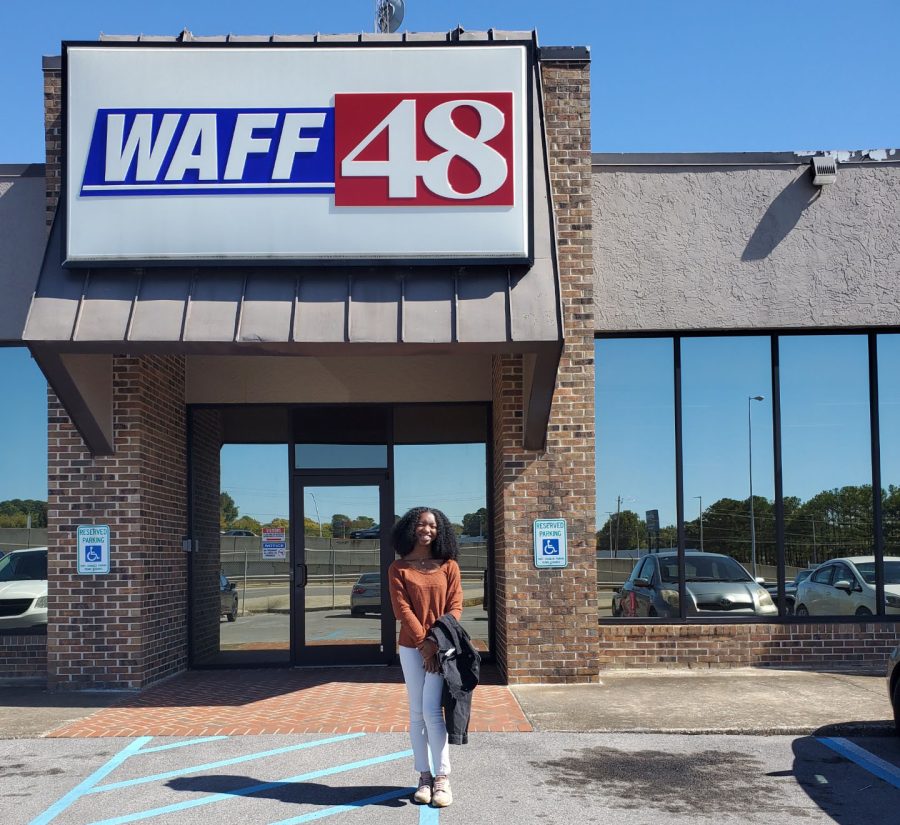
[334,92,515,207]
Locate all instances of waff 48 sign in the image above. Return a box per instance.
[82,93,514,208]
[65,45,531,264]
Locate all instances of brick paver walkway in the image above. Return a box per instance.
[47,666,532,737]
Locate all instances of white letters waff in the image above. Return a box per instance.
[341,99,508,199]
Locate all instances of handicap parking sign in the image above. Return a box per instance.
[533,519,567,568]
[77,525,111,574]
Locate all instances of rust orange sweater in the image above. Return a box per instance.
[388,558,463,648]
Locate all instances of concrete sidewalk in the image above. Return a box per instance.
[511,667,896,735]
[0,666,895,739]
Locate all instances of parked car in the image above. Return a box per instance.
[888,644,900,735]
[350,571,382,615]
[794,556,900,616]
[0,547,49,630]
[350,525,380,539]
[221,529,256,537]
[220,571,238,622]
[612,551,778,618]
[764,567,817,614]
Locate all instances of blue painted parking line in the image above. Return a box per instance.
[419,803,440,824]
[269,786,418,825]
[134,736,228,754]
[90,732,365,792]
[818,737,900,790]
[83,749,415,825]
[28,737,152,825]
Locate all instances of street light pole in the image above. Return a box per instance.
[748,395,765,578]
[693,495,703,552]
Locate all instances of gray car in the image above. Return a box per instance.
[220,572,238,622]
[350,572,382,615]
[612,551,778,618]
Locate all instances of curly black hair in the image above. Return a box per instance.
[392,506,459,561]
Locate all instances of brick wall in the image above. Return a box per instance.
[491,57,597,684]
[598,623,900,669]
[43,60,61,223]
[46,357,187,690]
[0,634,47,680]
[189,409,223,664]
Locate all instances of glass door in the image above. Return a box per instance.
[291,473,394,665]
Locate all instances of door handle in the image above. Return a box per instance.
[296,564,308,588]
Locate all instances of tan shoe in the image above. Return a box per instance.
[432,775,452,807]
[413,772,432,804]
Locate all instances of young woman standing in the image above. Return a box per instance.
[388,506,463,808]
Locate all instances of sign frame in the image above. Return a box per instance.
[533,518,568,569]
[60,39,535,269]
[76,524,111,574]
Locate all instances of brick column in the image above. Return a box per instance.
[43,57,61,226]
[47,357,188,689]
[492,56,597,684]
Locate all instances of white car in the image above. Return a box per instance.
[0,547,48,629]
[794,556,900,617]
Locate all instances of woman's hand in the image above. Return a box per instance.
[418,638,439,672]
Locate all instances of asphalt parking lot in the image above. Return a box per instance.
[4,732,900,825]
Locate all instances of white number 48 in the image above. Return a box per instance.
[341,99,508,200]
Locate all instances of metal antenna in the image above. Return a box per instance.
[375,0,405,33]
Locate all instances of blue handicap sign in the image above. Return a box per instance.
[542,538,560,555]
[85,544,103,562]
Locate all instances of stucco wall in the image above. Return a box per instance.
[593,161,900,332]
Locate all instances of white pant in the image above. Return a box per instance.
[399,645,451,776]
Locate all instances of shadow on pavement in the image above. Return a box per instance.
[789,727,900,824]
[166,775,411,808]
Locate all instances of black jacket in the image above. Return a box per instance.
[427,613,481,744]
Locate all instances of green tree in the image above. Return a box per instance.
[596,510,646,554]
[331,513,351,538]
[462,507,488,537]
[0,499,47,528]
[220,492,239,528]
[230,515,261,533]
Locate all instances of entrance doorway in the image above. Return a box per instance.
[292,474,395,665]
[188,403,491,669]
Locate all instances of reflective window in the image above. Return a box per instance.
[295,444,388,469]
[596,339,676,620]
[879,334,900,608]
[781,335,873,618]
[394,443,489,652]
[203,442,290,666]
[682,337,775,607]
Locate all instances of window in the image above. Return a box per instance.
[598,332,895,624]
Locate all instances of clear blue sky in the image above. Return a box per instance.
[2,1,899,522]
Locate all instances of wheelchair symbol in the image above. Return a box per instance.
[85,545,102,562]
[542,538,560,555]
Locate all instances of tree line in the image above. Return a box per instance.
[0,499,47,528]
[597,484,900,567]
[220,493,488,540]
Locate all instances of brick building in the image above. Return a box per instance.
[1,30,898,689]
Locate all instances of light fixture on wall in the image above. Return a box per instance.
[811,156,838,186]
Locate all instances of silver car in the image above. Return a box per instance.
[0,547,49,630]
[350,572,382,615]
[794,556,900,617]
[613,551,777,618]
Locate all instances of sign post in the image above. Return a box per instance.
[533,519,568,569]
